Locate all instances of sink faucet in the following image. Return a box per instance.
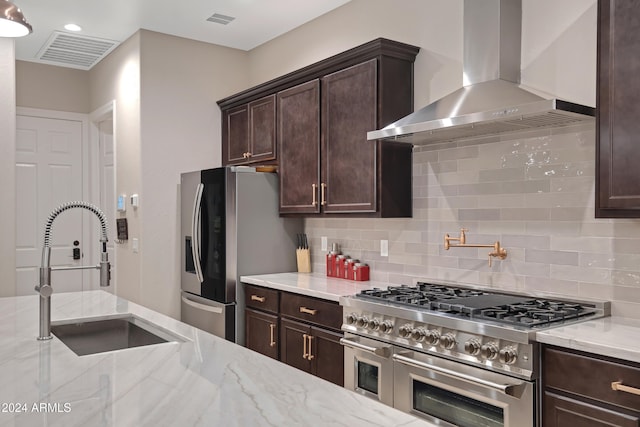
[35,201,111,341]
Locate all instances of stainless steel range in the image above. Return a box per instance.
[339,282,610,427]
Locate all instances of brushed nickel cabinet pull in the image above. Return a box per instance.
[299,306,317,315]
[250,295,265,303]
[269,323,276,347]
[311,184,318,207]
[302,333,309,359]
[307,335,314,360]
[612,381,640,396]
[321,183,327,206]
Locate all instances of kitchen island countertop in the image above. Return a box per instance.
[240,272,382,302]
[0,290,434,427]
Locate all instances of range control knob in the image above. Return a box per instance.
[439,333,457,350]
[424,330,440,346]
[399,324,413,338]
[379,320,394,334]
[367,318,380,331]
[346,313,358,325]
[410,327,427,342]
[480,343,499,360]
[356,316,369,328]
[464,339,482,356]
[499,346,518,365]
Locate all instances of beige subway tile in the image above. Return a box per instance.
[551,236,614,253]
[438,145,479,161]
[611,270,640,286]
[525,249,579,266]
[550,265,610,284]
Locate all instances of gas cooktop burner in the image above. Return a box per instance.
[356,282,598,328]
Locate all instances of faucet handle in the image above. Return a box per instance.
[459,228,468,243]
[38,284,53,298]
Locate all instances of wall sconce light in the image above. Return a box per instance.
[0,0,32,38]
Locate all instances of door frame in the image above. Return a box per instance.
[16,107,93,289]
[89,100,117,292]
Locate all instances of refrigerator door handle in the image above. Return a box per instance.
[191,183,204,283]
[181,295,223,314]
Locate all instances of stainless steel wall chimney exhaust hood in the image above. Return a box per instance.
[367,0,595,145]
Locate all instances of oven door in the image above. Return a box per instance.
[393,351,534,427]
[340,333,394,406]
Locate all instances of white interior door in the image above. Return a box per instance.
[15,115,84,296]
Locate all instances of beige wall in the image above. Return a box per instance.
[0,39,16,296]
[249,0,463,111]
[13,30,249,318]
[138,30,249,317]
[16,61,90,113]
[89,32,143,304]
[249,0,596,109]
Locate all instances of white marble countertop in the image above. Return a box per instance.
[240,272,383,301]
[243,273,640,366]
[0,290,434,427]
[536,316,640,364]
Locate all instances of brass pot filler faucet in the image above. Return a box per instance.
[444,228,507,267]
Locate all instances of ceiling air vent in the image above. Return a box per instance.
[206,13,235,25]
[36,31,120,70]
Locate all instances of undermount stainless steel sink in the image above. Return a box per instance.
[52,315,183,356]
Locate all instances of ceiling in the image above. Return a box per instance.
[13,0,351,69]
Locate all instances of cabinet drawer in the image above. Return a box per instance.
[544,346,640,413]
[280,292,342,330]
[245,284,279,314]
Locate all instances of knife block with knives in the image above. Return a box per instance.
[296,233,311,273]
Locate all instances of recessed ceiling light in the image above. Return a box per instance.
[64,23,82,32]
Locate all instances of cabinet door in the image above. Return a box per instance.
[310,326,344,386]
[597,0,640,217]
[280,317,312,374]
[278,80,321,214]
[544,392,640,427]
[248,95,276,163]
[222,105,249,166]
[321,59,377,213]
[245,308,279,360]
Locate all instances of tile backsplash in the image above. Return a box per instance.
[304,123,640,319]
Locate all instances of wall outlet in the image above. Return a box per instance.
[380,239,389,257]
[321,236,328,251]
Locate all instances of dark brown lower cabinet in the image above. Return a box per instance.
[243,284,344,386]
[542,345,640,427]
[245,308,278,360]
[280,317,344,386]
[544,392,639,427]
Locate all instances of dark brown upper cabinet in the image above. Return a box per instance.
[222,94,276,166]
[278,80,321,214]
[596,0,640,217]
[217,38,419,217]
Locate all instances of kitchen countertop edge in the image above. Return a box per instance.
[241,272,382,302]
[536,316,640,364]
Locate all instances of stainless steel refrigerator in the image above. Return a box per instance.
[180,166,301,345]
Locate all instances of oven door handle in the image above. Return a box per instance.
[340,338,392,358]
[392,354,526,397]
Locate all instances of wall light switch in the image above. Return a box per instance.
[132,238,139,253]
[380,240,389,257]
[321,236,328,251]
